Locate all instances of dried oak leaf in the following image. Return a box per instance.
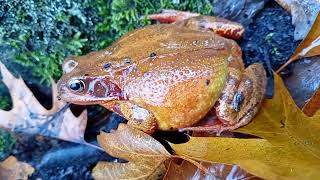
[275,0,320,40]
[172,73,320,180]
[0,62,92,147]
[93,123,171,180]
[0,156,34,180]
[303,87,320,117]
[276,11,320,72]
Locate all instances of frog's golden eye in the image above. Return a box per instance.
[68,79,86,92]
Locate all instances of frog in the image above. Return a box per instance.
[57,10,267,134]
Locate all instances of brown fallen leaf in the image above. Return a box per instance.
[275,0,320,40]
[303,87,320,117]
[163,159,260,180]
[0,62,96,148]
[92,123,171,180]
[0,156,34,180]
[172,73,320,180]
[276,11,320,73]
[94,124,246,179]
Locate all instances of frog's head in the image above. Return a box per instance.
[57,52,124,105]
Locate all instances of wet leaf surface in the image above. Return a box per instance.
[283,58,320,108]
[0,156,34,180]
[93,124,253,179]
[163,159,259,180]
[172,74,320,180]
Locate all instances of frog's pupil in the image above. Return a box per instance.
[69,79,85,92]
[70,82,81,91]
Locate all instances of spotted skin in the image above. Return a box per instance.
[57,14,266,134]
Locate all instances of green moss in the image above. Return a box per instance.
[0,0,213,111]
[0,0,98,84]
[0,96,11,110]
[1,0,212,83]
[0,129,15,161]
[96,0,212,48]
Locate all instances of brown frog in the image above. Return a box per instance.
[57,10,267,134]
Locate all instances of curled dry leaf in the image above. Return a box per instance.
[303,87,320,117]
[276,11,320,73]
[0,62,95,147]
[0,156,34,180]
[275,0,320,40]
[172,74,320,180]
[93,123,171,180]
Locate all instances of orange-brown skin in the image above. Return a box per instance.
[57,14,267,134]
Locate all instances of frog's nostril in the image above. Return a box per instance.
[149,52,157,57]
[57,95,62,101]
[103,63,112,69]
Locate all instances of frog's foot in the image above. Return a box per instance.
[147,9,199,23]
[183,16,244,39]
[118,102,157,134]
[147,9,244,39]
[215,63,267,131]
[179,115,255,136]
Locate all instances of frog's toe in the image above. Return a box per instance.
[147,9,199,23]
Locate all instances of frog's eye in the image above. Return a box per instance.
[68,79,86,92]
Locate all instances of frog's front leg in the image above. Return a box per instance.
[103,101,157,134]
[147,10,244,39]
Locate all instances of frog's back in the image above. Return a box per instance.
[109,24,235,130]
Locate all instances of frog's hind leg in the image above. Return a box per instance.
[215,63,267,132]
[180,64,266,134]
[147,10,244,39]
